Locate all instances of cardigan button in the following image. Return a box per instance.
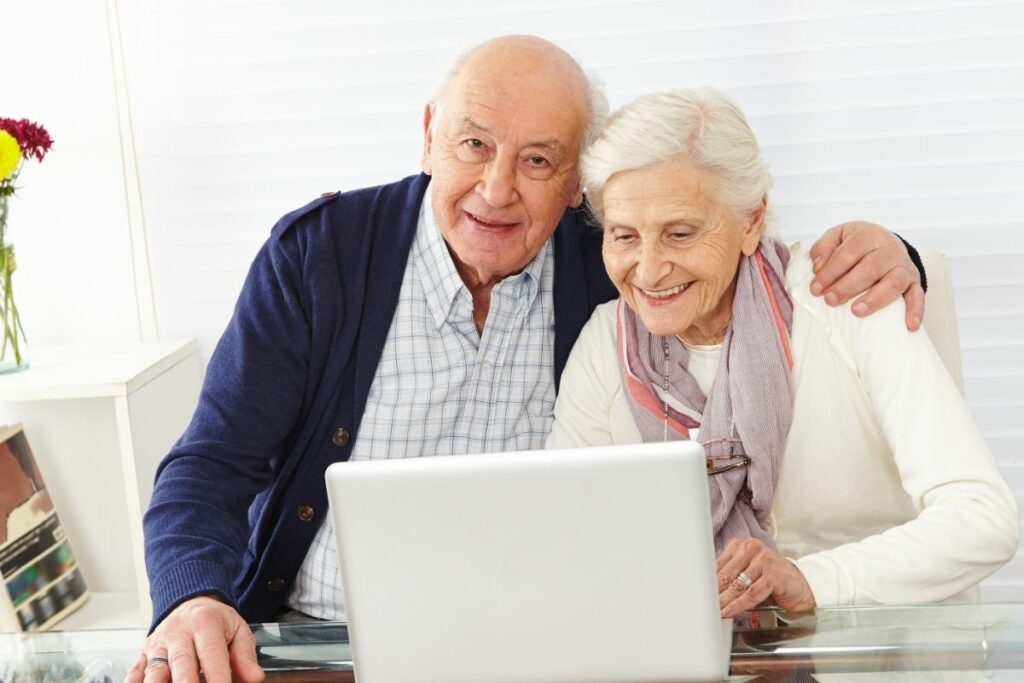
[266,577,286,592]
[297,505,316,522]
[320,191,339,199]
[331,427,351,448]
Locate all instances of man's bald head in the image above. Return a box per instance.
[430,35,607,156]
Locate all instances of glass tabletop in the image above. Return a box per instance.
[2,603,1024,681]
[731,603,1024,679]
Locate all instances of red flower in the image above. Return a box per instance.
[0,118,53,163]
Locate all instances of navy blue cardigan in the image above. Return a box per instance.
[144,174,617,627]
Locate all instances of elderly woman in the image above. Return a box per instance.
[547,88,1019,617]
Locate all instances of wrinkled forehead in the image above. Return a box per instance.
[446,80,585,153]
[440,50,587,138]
[602,160,727,222]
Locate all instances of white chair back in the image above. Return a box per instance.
[920,250,964,395]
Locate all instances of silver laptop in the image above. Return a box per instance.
[326,441,731,683]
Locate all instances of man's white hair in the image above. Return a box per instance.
[581,87,774,231]
[427,41,609,158]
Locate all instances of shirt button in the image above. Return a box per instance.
[331,427,350,448]
[266,577,286,591]
[297,505,316,522]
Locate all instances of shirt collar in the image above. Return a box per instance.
[415,184,467,329]
[415,182,550,330]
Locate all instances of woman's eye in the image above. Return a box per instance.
[527,155,549,167]
[464,139,485,149]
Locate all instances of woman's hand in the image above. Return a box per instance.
[716,537,816,618]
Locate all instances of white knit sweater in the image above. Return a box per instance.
[547,244,1019,606]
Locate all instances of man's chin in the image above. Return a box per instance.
[451,251,532,287]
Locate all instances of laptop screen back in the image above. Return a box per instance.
[326,440,729,683]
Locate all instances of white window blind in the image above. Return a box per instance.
[117,0,1024,599]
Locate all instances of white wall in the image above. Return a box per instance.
[3,1,141,346]
[4,0,1023,599]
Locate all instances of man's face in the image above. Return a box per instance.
[422,54,586,288]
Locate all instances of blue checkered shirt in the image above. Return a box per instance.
[286,186,556,619]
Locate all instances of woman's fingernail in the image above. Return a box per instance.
[853,302,868,315]
[810,281,823,296]
[825,292,839,306]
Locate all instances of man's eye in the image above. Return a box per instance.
[455,138,490,163]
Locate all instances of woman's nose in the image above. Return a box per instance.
[634,243,672,286]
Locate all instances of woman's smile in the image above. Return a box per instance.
[634,281,692,306]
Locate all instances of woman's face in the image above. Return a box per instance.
[601,157,765,342]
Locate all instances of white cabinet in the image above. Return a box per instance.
[0,340,202,628]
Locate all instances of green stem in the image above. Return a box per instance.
[0,194,7,246]
[0,243,23,367]
[0,192,24,369]
[6,261,20,366]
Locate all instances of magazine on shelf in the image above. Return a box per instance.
[0,423,88,632]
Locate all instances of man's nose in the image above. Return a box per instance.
[478,155,518,208]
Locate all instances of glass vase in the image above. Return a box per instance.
[0,195,28,374]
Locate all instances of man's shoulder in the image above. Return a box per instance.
[269,173,429,241]
[552,204,617,305]
[554,205,602,247]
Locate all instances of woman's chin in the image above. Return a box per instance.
[620,296,698,338]
[638,316,690,339]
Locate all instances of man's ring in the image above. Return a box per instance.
[737,571,753,589]
[147,656,169,668]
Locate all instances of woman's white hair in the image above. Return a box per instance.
[581,87,773,232]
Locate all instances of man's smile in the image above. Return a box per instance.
[465,210,519,229]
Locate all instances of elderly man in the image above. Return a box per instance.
[128,35,925,683]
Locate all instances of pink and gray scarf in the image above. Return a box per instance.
[617,239,794,552]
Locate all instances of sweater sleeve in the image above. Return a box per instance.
[143,222,314,629]
[794,295,1018,605]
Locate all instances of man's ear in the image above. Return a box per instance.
[741,195,768,256]
[421,103,435,175]
[570,186,584,208]
[569,173,584,208]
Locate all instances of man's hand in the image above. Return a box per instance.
[716,538,815,618]
[809,221,925,331]
[124,596,264,683]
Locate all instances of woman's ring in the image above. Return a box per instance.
[147,656,169,668]
[736,571,753,589]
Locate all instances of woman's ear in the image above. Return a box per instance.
[741,195,768,256]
